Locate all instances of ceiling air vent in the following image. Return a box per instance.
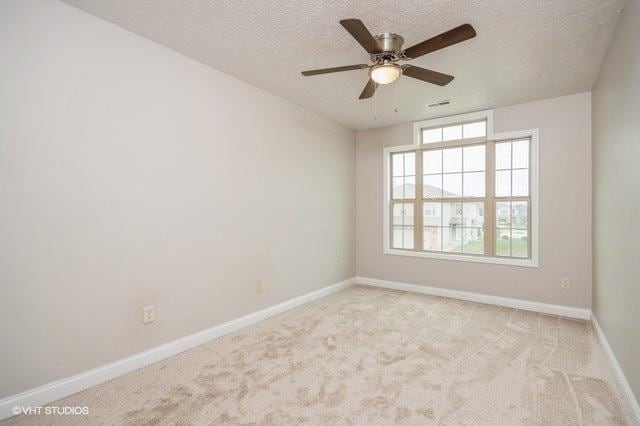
[427,99,451,107]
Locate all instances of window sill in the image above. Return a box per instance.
[383,248,538,268]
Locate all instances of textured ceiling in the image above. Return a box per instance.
[62,0,624,130]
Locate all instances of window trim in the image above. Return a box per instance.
[383,109,539,267]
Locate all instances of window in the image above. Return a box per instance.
[390,152,415,249]
[385,111,538,266]
[422,143,486,255]
[494,139,531,258]
[422,120,487,144]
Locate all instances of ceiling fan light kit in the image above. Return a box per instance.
[301,19,476,100]
[370,63,401,85]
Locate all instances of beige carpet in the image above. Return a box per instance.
[5,285,630,425]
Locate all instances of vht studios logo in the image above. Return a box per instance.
[12,406,89,416]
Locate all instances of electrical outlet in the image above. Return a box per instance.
[561,278,571,289]
[143,305,155,324]
[256,280,264,293]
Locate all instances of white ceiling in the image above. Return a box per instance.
[62,0,624,130]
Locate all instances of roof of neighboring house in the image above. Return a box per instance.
[397,183,463,199]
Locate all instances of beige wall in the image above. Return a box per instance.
[592,0,640,402]
[0,0,355,398]
[356,92,592,308]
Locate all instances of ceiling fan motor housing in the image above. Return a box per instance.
[372,33,405,62]
[375,33,404,52]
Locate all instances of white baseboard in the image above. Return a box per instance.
[591,313,640,424]
[356,276,591,320]
[0,277,356,421]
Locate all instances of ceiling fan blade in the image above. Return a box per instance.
[340,19,382,54]
[359,79,378,99]
[301,64,369,76]
[403,24,476,59]
[403,65,454,86]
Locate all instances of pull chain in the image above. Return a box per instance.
[373,83,378,121]
[393,81,399,113]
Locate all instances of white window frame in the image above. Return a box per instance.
[383,109,539,267]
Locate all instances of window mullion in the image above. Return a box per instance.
[527,197,532,260]
[390,156,397,249]
[486,140,495,256]
[415,149,423,251]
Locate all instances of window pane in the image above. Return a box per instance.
[423,202,442,226]
[495,170,511,197]
[403,227,414,249]
[495,142,511,170]
[423,226,442,251]
[443,227,462,252]
[393,226,403,248]
[443,125,463,141]
[404,176,416,198]
[512,169,528,196]
[512,140,529,169]
[423,150,442,174]
[443,173,462,197]
[463,202,484,227]
[403,203,414,226]
[511,229,528,258]
[462,228,484,254]
[424,175,443,198]
[404,152,416,176]
[463,145,485,172]
[463,172,485,197]
[443,148,462,172]
[512,201,528,229]
[463,121,486,139]
[423,128,442,144]
[496,201,511,228]
[443,202,462,227]
[393,203,403,225]
[392,154,404,177]
[496,229,511,256]
[392,177,404,199]
[393,225,415,249]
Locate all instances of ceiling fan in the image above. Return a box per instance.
[301,19,476,99]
